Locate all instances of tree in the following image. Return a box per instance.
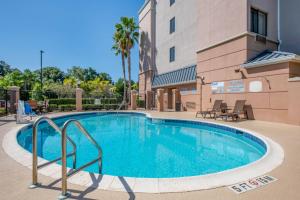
[113,26,128,106]
[35,66,65,84]
[63,77,77,88]
[0,61,12,76]
[0,69,24,88]
[67,66,85,81]
[114,78,126,98]
[116,17,139,98]
[67,66,98,82]
[44,82,75,98]
[22,69,38,90]
[83,67,98,81]
[98,72,112,83]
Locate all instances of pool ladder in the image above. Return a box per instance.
[30,116,103,199]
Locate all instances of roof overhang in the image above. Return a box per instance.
[242,55,300,69]
[152,80,197,89]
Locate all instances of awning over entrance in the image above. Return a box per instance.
[152,65,197,88]
[242,50,300,69]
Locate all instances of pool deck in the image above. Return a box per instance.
[0,111,300,200]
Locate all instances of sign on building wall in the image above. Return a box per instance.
[249,81,263,92]
[227,80,245,93]
[180,88,197,95]
[211,82,225,94]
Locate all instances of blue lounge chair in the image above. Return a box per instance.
[24,102,37,117]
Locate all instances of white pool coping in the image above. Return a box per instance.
[2,111,284,193]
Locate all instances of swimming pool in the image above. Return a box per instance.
[17,112,266,178]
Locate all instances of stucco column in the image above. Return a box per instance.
[172,89,180,111]
[288,78,300,125]
[156,89,164,112]
[131,90,137,110]
[76,88,83,112]
[163,92,169,111]
[8,86,20,113]
[146,90,153,110]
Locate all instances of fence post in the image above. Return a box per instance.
[8,86,20,114]
[131,90,137,110]
[76,88,83,112]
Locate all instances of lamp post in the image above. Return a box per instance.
[197,75,205,112]
[40,50,44,90]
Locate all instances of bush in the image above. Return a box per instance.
[0,108,6,116]
[137,99,145,108]
[48,104,58,112]
[83,98,95,104]
[83,104,103,110]
[48,98,76,105]
[58,104,76,112]
[47,97,121,112]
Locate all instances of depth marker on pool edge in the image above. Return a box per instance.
[228,175,278,194]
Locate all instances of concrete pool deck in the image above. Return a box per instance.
[0,111,300,199]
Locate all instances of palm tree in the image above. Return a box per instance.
[115,17,139,103]
[112,30,128,107]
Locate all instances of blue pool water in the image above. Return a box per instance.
[17,113,266,178]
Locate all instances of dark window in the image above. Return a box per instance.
[170,0,175,6]
[170,17,176,34]
[169,47,175,62]
[251,8,267,36]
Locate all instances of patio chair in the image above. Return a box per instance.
[24,102,37,119]
[215,100,246,121]
[196,100,223,118]
[16,100,37,123]
[28,99,38,111]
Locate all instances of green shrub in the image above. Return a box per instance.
[137,99,145,108]
[83,104,103,110]
[103,104,119,110]
[0,108,6,116]
[83,98,95,104]
[48,98,76,105]
[48,104,58,112]
[58,104,76,112]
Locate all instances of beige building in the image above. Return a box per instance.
[138,0,300,125]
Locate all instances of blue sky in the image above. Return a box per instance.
[0,0,144,81]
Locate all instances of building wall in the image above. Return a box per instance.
[288,77,300,125]
[197,35,300,124]
[155,0,201,74]
[280,0,300,54]
[247,0,278,42]
[198,0,248,51]
[139,0,156,99]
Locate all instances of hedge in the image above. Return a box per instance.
[137,99,145,108]
[58,104,76,112]
[83,104,103,110]
[48,98,120,106]
[83,104,119,110]
[48,98,76,105]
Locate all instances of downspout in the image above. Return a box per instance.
[277,0,281,51]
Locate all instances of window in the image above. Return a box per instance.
[170,0,175,6]
[170,17,176,34]
[169,47,175,62]
[251,8,267,36]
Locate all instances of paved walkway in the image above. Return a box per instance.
[0,111,300,200]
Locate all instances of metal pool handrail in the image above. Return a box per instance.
[60,119,103,199]
[30,116,77,188]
